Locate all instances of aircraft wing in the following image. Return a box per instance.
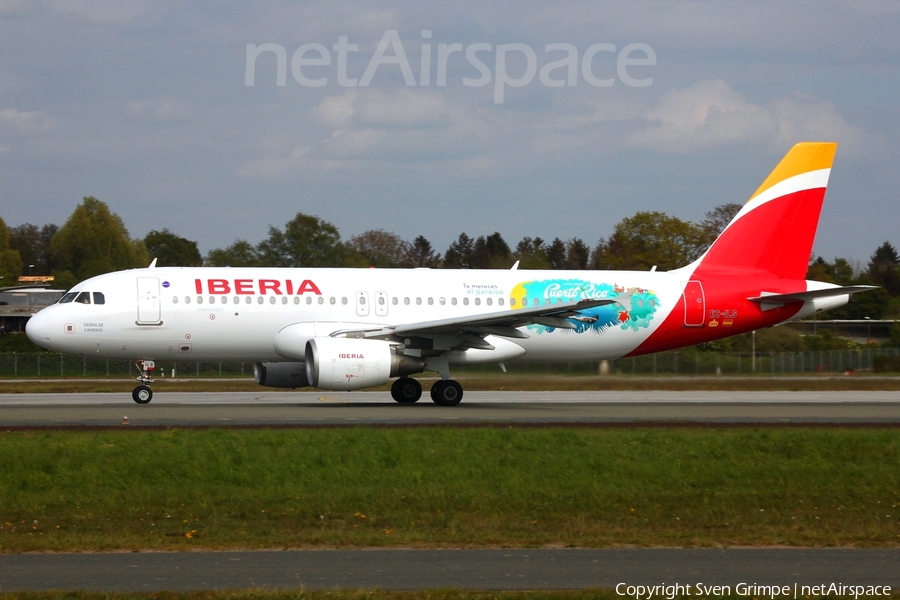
[747,285,877,304]
[332,298,621,345]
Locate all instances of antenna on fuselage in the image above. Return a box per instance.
[148,258,157,268]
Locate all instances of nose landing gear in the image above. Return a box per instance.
[132,360,155,404]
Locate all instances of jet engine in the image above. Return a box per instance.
[304,337,425,391]
[254,361,310,388]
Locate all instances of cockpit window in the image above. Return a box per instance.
[75,292,91,304]
[93,292,105,305]
[59,292,78,304]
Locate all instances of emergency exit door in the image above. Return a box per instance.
[681,280,705,327]
[137,277,162,325]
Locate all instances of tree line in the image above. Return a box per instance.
[1,196,898,319]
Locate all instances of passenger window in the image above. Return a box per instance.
[234,297,239,304]
[318,297,324,305]
[197,297,203,304]
[257,297,263,304]
[341,297,347,305]
[451,298,457,306]
[439,298,445,305]
[75,292,91,304]
[510,298,516,307]
[404,297,410,305]
[329,297,336,305]
[378,297,385,305]
[59,292,77,303]
[486,298,492,306]
[93,292,105,305]
[427,297,433,305]
[270,297,276,305]
[534,298,540,306]
[173,296,178,304]
[474,298,481,306]
[245,297,252,304]
[498,298,504,306]
[282,297,288,305]
[392,297,398,305]
[209,297,215,304]
[360,297,366,305]
[294,297,300,305]
[185,296,191,304]
[416,297,422,305]
[463,298,469,306]
[306,297,312,305]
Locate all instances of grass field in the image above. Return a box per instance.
[1,427,898,552]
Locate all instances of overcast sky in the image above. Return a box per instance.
[1,1,898,265]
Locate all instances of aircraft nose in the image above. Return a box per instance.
[26,308,54,348]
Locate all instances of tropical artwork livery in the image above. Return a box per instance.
[510,279,660,334]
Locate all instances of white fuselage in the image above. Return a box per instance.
[26,266,689,364]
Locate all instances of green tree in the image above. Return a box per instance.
[205,240,261,267]
[589,238,611,270]
[470,232,512,269]
[404,236,441,268]
[443,233,474,268]
[867,241,900,296]
[0,216,23,284]
[49,197,148,282]
[806,256,835,283]
[606,211,704,271]
[698,203,742,249]
[347,230,410,267]
[144,229,202,267]
[546,238,567,269]
[256,213,345,267]
[565,238,590,270]
[8,223,57,276]
[513,237,549,269]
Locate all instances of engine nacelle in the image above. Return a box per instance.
[304,337,424,391]
[254,361,310,388]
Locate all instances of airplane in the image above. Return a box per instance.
[25,142,874,405]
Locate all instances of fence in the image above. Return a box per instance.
[0,348,899,378]
[0,354,251,378]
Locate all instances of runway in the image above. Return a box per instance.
[2,390,900,426]
[2,548,899,591]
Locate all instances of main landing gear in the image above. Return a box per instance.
[391,377,422,403]
[430,380,463,406]
[390,377,463,406]
[132,359,155,404]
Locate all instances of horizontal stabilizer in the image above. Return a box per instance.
[747,285,877,308]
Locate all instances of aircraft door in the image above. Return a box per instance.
[356,291,370,317]
[681,280,705,327]
[137,277,162,325]
[374,291,388,316]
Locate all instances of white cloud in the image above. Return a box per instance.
[0,0,32,16]
[125,98,194,123]
[45,0,154,24]
[627,79,865,153]
[313,88,451,129]
[0,107,57,134]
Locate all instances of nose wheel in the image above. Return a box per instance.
[132,360,156,404]
[132,385,153,404]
